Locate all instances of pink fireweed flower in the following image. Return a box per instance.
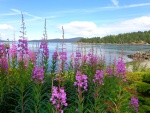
[0,57,8,74]
[87,52,98,66]
[130,97,139,112]
[115,59,126,81]
[32,66,44,84]
[74,51,82,68]
[52,51,58,60]
[106,66,113,75]
[59,51,67,61]
[50,86,68,110]
[18,53,29,68]
[82,55,88,63]
[74,71,88,91]
[93,70,104,85]
[40,41,49,57]
[0,43,6,57]
[18,39,28,55]
[76,51,81,58]
[28,50,37,65]
[9,44,17,58]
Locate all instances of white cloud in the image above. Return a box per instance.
[58,16,150,38]
[11,9,21,14]
[0,24,14,30]
[59,21,107,37]
[111,0,119,7]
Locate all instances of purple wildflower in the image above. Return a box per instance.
[76,51,81,58]
[52,51,58,60]
[82,55,88,63]
[74,71,88,91]
[9,44,17,58]
[50,86,68,110]
[18,39,28,55]
[93,70,104,85]
[115,59,126,81]
[28,50,37,65]
[130,97,139,112]
[74,51,82,69]
[32,66,44,84]
[59,51,67,61]
[0,57,8,74]
[0,43,6,57]
[40,41,49,57]
[106,66,113,75]
[87,52,98,66]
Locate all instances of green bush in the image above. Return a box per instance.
[126,71,150,113]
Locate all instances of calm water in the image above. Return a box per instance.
[27,42,150,65]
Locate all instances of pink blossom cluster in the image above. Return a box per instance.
[0,57,8,73]
[0,43,6,57]
[74,51,82,68]
[93,70,104,85]
[32,66,44,84]
[81,55,88,63]
[76,51,81,58]
[106,66,113,75]
[9,44,17,58]
[40,41,49,57]
[130,97,139,112]
[0,44,8,74]
[28,50,37,64]
[87,53,98,65]
[50,86,68,111]
[59,51,67,61]
[52,51,58,60]
[18,39,28,54]
[115,59,126,81]
[74,71,88,91]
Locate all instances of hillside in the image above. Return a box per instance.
[78,30,150,44]
[29,37,82,43]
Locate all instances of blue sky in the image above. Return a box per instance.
[0,0,150,40]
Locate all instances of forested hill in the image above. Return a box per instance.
[78,30,150,44]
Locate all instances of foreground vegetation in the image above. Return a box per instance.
[1,39,147,113]
[78,30,150,44]
[0,14,150,113]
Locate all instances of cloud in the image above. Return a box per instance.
[121,3,150,8]
[59,21,107,37]
[0,24,14,30]
[58,16,150,38]
[11,9,42,19]
[111,0,119,7]
[11,9,21,14]
[10,9,56,22]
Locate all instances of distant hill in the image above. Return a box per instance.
[0,40,7,42]
[78,30,150,44]
[29,37,83,43]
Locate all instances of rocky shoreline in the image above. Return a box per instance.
[128,50,150,60]
[127,50,150,72]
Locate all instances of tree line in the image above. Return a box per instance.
[78,30,150,44]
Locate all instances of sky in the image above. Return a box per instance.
[0,0,150,41]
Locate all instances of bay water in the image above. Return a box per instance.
[28,42,150,65]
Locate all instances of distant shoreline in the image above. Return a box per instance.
[76,42,150,46]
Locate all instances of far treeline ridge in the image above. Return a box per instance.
[78,30,150,44]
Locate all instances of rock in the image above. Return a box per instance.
[127,50,150,60]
